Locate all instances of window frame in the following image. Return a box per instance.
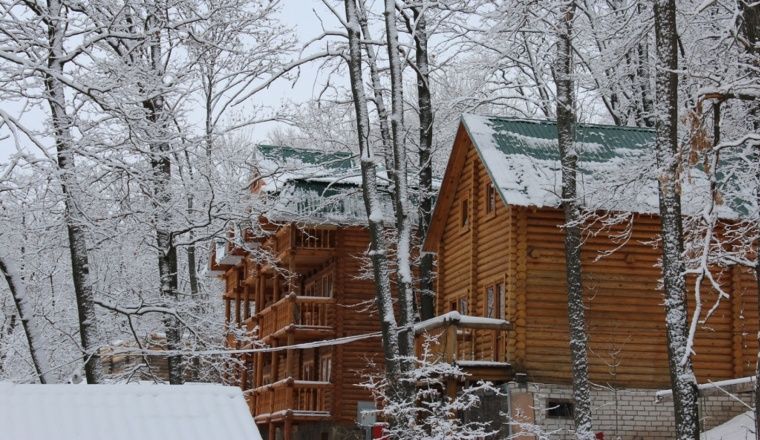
[460,198,470,232]
[546,400,575,419]
[485,182,497,216]
[484,277,506,320]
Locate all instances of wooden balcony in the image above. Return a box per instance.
[266,226,336,267]
[253,378,332,423]
[415,311,514,383]
[258,293,336,342]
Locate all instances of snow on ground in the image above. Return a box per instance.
[0,382,262,440]
[701,410,754,440]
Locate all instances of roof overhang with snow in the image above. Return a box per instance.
[423,114,752,251]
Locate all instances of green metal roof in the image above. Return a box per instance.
[482,117,654,162]
[257,144,355,170]
[460,114,748,217]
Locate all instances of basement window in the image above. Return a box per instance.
[546,400,574,419]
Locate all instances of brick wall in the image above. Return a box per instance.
[509,382,753,439]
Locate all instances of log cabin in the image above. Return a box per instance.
[210,145,396,440]
[418,115,758,439]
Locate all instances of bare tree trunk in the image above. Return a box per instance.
[653,1,699,438]
[636,2,655,129]
[0,314,17,375]
[405,5,436,321]
[344,0,404,390]
[357,1,394,172]
[733,2,760,436]
[44,0,102,384]
[144,13,183,384]
[0,257,51,383]
[383,0,416,365]
[556,3,594,438]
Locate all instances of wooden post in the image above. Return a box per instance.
[515,207,528,366]
[274,273,281,303]
[256,265,264,310]
[244,279,251,321]
[444,323,458,363]
[284,419,293,440]
[235,285,242,326]
[438,240,445,316]
[469,161,478,312]
[271,340,279,382]
[255,351,264,388]
[286,333,295,379]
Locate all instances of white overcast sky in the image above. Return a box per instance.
[0,1,343,163]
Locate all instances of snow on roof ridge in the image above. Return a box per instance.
[461,113,656,133]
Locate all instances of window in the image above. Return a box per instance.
[546,400,574,419]
[486,286,496,318]
[485,281,505,319]
[302,361,315,381]
[451,293,469,314]
[320,356,332,382]
[322,273,333,297]
[486,182,497,214]
[460,198,469,230]
[459,297,469,315]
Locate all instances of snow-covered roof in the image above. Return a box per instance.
[414,311,512,334]
[254,144,397,225]
[460,114,749,217]
[0,382,262,440]
[701,410,754,439]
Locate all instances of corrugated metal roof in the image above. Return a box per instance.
[257,144,355,170]
[461,114,746,217]
[0,383,262,440]
[484,117,653,163]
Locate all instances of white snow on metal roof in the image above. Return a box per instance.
[461,113,749,218]
[0,382,262,440]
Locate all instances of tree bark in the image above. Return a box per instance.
[344,0,404,391]
[740,3,760,437]
[409,5,436,321]
[556,3,594,439]
[357,1,394,172]
[653,1,700,438]
[44,0,102,384]
[0,257,51,383]
[143,12,183,384]
[383,0,415,366]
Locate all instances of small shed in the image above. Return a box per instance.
[0,382,262,440]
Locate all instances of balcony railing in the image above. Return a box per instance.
[414,311,513,364]
[271,226,336,255]
[258,293,335,339]
[253,378,332,420]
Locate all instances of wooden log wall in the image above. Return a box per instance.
[435,135,759,389]
[332,227,386,424]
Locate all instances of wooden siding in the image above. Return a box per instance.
[433,132,759,389]
[333,227,385,424]
[221,224,386,436]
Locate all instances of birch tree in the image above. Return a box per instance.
[382,0,416,362]
[400,1,436,320]
[555,1,594,438]
[653,1,699,437]
[343,0,405,395]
